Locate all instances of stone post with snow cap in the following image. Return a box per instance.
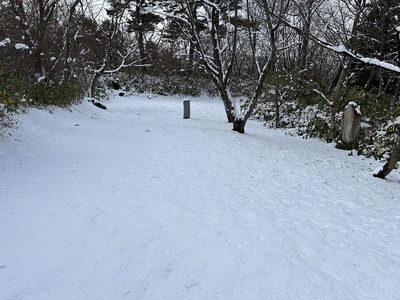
[337,102,361,150]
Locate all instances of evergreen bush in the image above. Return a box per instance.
[30,82,84,108]
[0,65,25,130]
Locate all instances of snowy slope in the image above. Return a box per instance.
[1,94,400,300]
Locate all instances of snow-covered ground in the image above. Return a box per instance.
[1,93,400,299]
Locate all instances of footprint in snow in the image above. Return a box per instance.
[185,283,201,292]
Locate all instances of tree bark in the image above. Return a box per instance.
[90,71,101,98]
[136,1,147,73]
[391,77,400,110]
[330,64,349,137]
[298,11,311,72]
[373,142,400,179]
[233,120,246,134]
[275,74,280,128]
[187,39,195,75]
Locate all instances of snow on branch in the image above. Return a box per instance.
[201,0,219,11]
[312,89,333,106]
[325,45,400,74]
[274,15,400,74]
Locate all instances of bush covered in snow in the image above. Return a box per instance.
[254,87,400,161]
[29,81,84,108]
[0,63,84,133]
[94,74,220,98]
[254,100,338,141]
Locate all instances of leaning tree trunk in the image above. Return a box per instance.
[373,142,400,179]
[90,71,102,98]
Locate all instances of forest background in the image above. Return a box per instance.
[1,0,400,176]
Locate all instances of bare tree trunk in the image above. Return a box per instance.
[373,142,400,179]
[298,13,311,72]
[172,0,285,132]
[90,71,102,98]
[48,0,81,82]
[391,77,400,110]
[187,39,195,75]
[208,3,236,123]
[330,63,349,137]
[136,1,147,73]
[275,73,280,128]
[233,120,246,134]
[364,68,376,91]
[246,0,257,75]
[392,13,400,109]
[231,0,288,133]
[35,0,58,79]
[187,1,197,76]
[216,82,235,123]
[330,63,343,90]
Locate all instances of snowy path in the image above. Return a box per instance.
[1,94,400,299]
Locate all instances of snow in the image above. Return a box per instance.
[329,44,400,74]
[0,38,11,47]
[346,101,361,115]
[14,43,29,50]
[1,94,400,299]
[37,76,46,83]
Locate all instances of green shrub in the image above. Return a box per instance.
[357,120,400,160]
[0,65,25,130]
[30,81,84,108]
